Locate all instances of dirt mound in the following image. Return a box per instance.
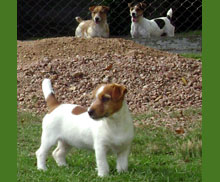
[17,37,202,114]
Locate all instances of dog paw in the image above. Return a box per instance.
[57,162,68,167]
[98,172,109,177]
[37,166,47,171]
[117,168,128,173]
[97,167,109,177]
[117,165,128,173]
[97,168,109,177]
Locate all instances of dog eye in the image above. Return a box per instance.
[102,96,111,102]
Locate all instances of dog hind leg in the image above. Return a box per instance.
[36,130,58,170]
[52,140,71,167]
[166,25,175,37]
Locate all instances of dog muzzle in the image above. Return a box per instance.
[94,17,101,24]
[132,17,138,22]
[131,13,138,22]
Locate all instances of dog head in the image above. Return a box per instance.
[88,83,127,120]
[89,5,110,24]
[128,2,147,22]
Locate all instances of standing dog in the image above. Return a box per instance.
[75,6,110,38]
[128,2,175,38]
[36,79,134,177]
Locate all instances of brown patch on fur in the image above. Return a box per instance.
[72,105,87,115]
[89,6,109,16]
[139,2,147,10]
[46,93,60,113]
[134,5,144,16]
[91,84,105,99]
[76,6,109,38]
[89,83,127,119]
[129,2,147,20]
[90,6,109,27]
[90,5,109,25]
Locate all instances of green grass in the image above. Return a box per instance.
[180,53,202,60]
[17,111,201,182]
[176,30,202,36]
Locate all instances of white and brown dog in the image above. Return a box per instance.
[36,79,134,177]
[75,5,110,38]
[128,2,175,38]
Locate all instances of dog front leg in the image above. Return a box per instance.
[102,33,109,38]
[130,25,136,38]
[146,33,150,38]
[116,146,130,173]
[95,146,109,177]
[142,31,150,38]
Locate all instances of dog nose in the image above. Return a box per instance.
[132,12,136,17]
[88,109,95,117]
[95,17,100,22]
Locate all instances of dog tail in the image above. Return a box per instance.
[75,16,83,23]
[42,79,60,113]
[167,8,173,20]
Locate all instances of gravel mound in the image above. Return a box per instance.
[17,37,202,114]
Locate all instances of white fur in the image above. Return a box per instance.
[96,85,104,98]
[130,8,175,38]
[167,8,173,18]
[36,80,134,177]
[75,21,109,38]
[42,78,54,99]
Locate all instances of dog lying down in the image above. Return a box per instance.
[75,5,110,38]
[36,79,134,177]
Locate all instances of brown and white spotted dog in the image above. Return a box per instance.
[36,79,134,177]
[128,2,175,38]
[75,5,110,38]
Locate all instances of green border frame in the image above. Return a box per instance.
[0,0,17,181]
[202,0,220,181]
[2,0,220,180]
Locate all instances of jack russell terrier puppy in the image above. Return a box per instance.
[128,2,175,38]
[36,79,134,177]
[75,5,110,38]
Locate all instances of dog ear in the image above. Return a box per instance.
[89,6,96,12]
[128,3,132,8]
[140,2,147,10]
[103,6,110,13]
[112,84,127,101]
